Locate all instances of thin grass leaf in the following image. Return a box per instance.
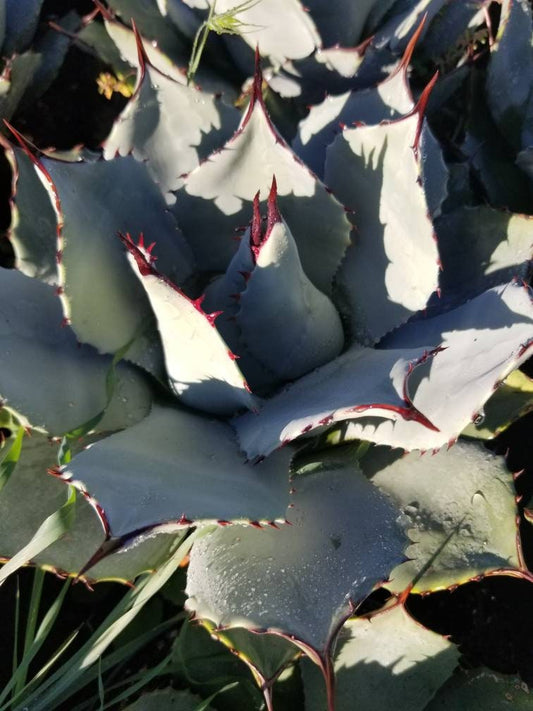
[187,0,261,84]
[0,578,71,708]
[97,658,105,710]
[0,486,76,585]
[67,616,183,711]
[15,568,45,697]
[17,629,81,705]
[194,683,240,711]
[12,577,21,678]
[101,653,172,709]
[21,529,209,711]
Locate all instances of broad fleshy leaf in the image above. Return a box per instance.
[301,605,459,711]
[486,0,533,151]
[235,283,533,458]
[6,145,57,283]
[214,0,321,65]
[436,206,533,306]
[233,184,343,387]
[0,52,40,120]
[171,618,264,709]
[122,234,255,414]
[103,35,239,195]
[102,14,238,98]
[462,370,533,440]
[234,344,427,460]
[173,63,351,296]
[293,31,415,178]
[463,70,533,214]
[425,668,532,710]
[364,441,521,593]
[30,149,194,367]
[0,267,152,436]
[0,429,181,582]
[2,0,44,56]
[208,625,300,687]
[325,107,440,344]
[64,404,292,538]
[204,185,344,391]
[105,0,192,68]
[186,455,406,657]
[305,0,382,47]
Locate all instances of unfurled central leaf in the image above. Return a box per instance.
[204,181,344,390]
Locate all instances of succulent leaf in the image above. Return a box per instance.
[2,0,44,56]
[463,70,533,214]
[364,441,521,593]
[105,0,193,67]
[436,206,533,306]
[235,283,533,458]
[0,429,180,582]
[33,151,194,369]
[186,454,406,657]
[425,668,533,710]
[293,29,416,178]
[486,0,533,151]
[103,31,240,195]
[122,233,256,414]
[212,0,321,64]
[233,344,425,460]
[326,109,440,344]
[301,605,459,711]
[0,267,152,436]
[6,145,57,283]
[208,625,300,687]
[235,184,344,385]
[173,61,351,296]
[64,403,292,538]
[462,370,533,440]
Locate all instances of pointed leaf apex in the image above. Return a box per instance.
[118,231,154,276]
[3,121,39,164]
[251,190,262,247]
[267,175,282,232]
[92,0,114,21]
[411,72,438,159]
[398,13,427,73]
[131,18,149,75]
[242,48,265,127]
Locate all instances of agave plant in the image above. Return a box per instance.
[2,0,533,708]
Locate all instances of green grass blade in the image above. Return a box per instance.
[101,653,172,709]
[49,615,183,711]
[14,568,45,697]
[21,529,210,710]
[12,576,21,677]
[0,578,71,708]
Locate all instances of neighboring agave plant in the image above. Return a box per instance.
[2,0,533,708]
[0,1,84,122]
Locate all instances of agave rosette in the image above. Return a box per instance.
[2,0,533,702]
